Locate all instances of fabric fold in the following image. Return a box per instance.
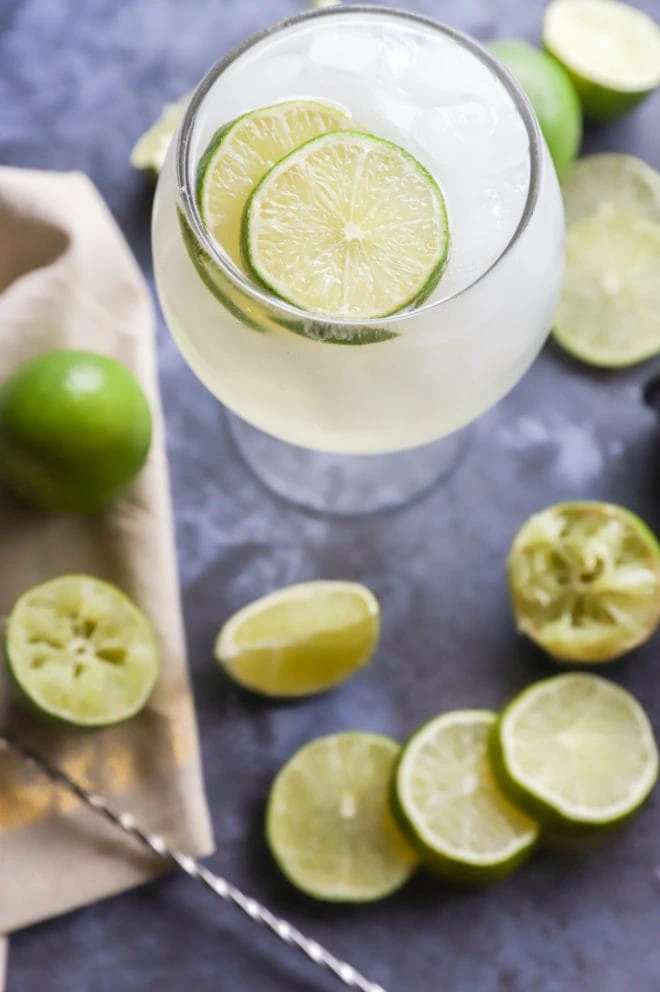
[0,168,214,970]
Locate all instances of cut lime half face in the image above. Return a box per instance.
[562,153,660,227]
[543,0,660,119]
[394,711,539,882]
[215,580,379,697]
[198,100,354,269]
[243,130,449,320]
[553,210,660,367]
[266,733,418,902]
[492,674,659,831]
[508,502,660,663]
[6,576,160,728]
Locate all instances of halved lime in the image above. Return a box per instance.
[394,711,539,882]
[6,576,160,728]
[553,210,660,367]
[198,100,354,269]
[508,502,660,663]
[214,581,379,697]
[266,733,418,902]
[562,153,660,226]
[489,39,582,181]
[543,0,660,119]
[131,95,189,175]
[243,130,449,320]
[492,673,659,831]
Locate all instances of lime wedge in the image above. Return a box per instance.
[508,502,660,663]
[198,100,354,270]
[562,153,660,226]
[131,95,189,175]
[492,674,659,831]
[6,576,160,728]
[543,0,660,119]
[489,39,582,181]
[553,210,660,367]
[214,581,379,697]
[266,733,418,902]
[243,130,449,320]
[394,711,539,881]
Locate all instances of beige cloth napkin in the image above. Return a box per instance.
[0,167,214,984]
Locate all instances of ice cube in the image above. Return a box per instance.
[308,28,381,74]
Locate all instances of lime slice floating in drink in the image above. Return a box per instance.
[562,153,660,226]
[131,95,189,175]
[553,211,660,367]
[543,0,660,119]
[6,576,160,728]
[243,131,449,320]
[489,39,582,181]
[198,100,354,269]
[492,674,659,832]
[394,711,539,881]
[266,733,418,902]
[508,502,660,663]
[215,581,380,697]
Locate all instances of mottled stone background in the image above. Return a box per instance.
[2,0,660,989]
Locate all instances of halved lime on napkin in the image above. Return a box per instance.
[562,153,660,226]
[492,673,659,831]
[198,100,354,269]
[131,95,189,175]
[243,130,449,320]
[266,733,418,901]
[508,502,660,662]
[489,39,582,181]
[543,0,660,119]
[393,711,539,881]
[215,581,379,697]
[6,576,160,728]
[553,211,660,367]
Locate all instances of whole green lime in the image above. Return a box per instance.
[0,350,152,513]
[489,39,582,181]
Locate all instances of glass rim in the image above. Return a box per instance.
[176,3,544,329]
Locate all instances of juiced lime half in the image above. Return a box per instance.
[543,0,660,119]
[243,130,449,320]
[131,95,189,175]
[215,581,379,697]
[492,673,659,831]
[562,153,660,226]
[266,733,418,902]
[6,576,160,728]
[394,711,539,882]
[553,210,660,367]
[508,502,660,663]
[198,100,354,269]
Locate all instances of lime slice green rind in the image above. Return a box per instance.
[6,576,160,729]
[543,0,660,120]
[266,733,418,902]
[198,100,354,271]
[491,674,659,833]
[243,130,449,321]
[394,711,539,882]
[488,39,582,181]
[553,210,660,368]
[561,154,660,227]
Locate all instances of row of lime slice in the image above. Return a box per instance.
[266,672,658,900]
